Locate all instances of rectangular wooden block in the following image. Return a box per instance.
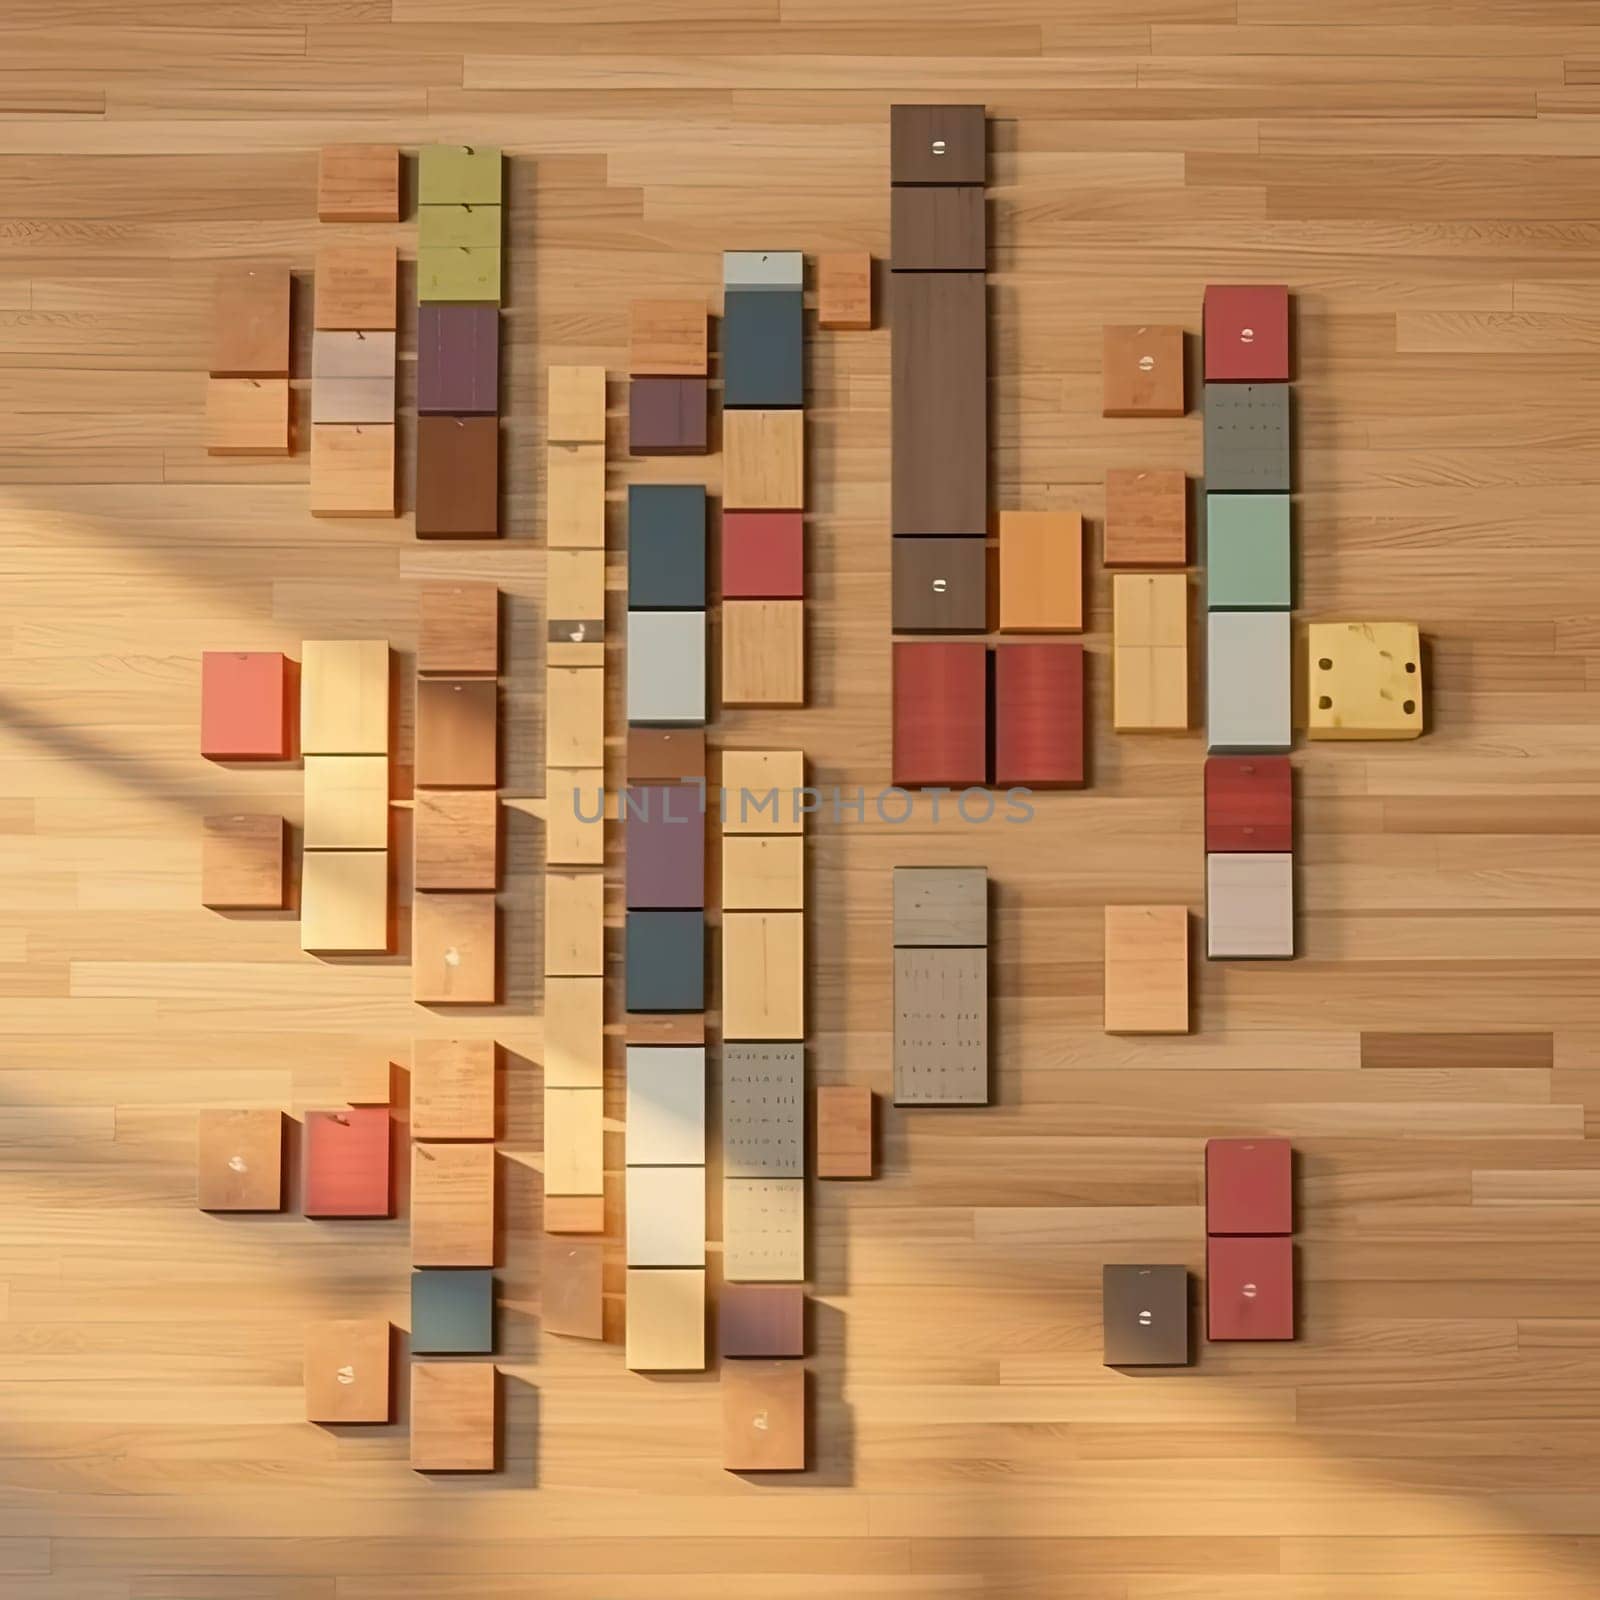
[212,265,289,378]
[545,1193,606,1233]
[1206,1235,1294,1341]
[542,1237,603,1339]
[626,611,705,726]
[1208,609,1291,753]
[723,1361,806,1472]
[722,1043,804,1178]
[418,303,499,416]
[304,1319,390,1422]
[300,850,389,953]
[892,641,987,788]
[892,537,986,633]
[719,1284,804,1358]
[196,1108,282,1210]
[410,1361,496,1471]
[1103,325,1185,417]
[629,376,708,456]
[1103,905,1189,1035]
[627,483,706,611]
[818,251,872,330]
[546,667,604,769]
[304,1107,391,1217]
[891,103,986,184]
[310,424,395,518]
[723,1177,805,1282]
[994,642,1085,789]
[543,976,603,1089]
[419,203,502,250]
[304,755,388,850]
[722,912,804,1041]
[722,600,804,708]
[723,511,804,600]
[816,1086,873,1179]
[417,247,501,304]
[625,910,704,1013]
[412,1267,494,1354]
[544,871,604,978]
[201,813,285,909]
[625,1267,705,1371]
[629,299,708,375]
[314,245,396,331]
[544,1087,604,1195]
[415,415,498,538]
[419,582,498,676]
[546,770,604,867]
[206,378,290,455]
[625,782,705,910]
[1205,756,1293,853]
[893,946,988,1106]
[1206,851,1294,960]
[722,290,803,409]
[418,144,503,205]
[722,835,804,912]
[626,1166,705,1266]
[547,551,604,667]
[998,512,1081,632]
[893,867,987,948]
[301,639,388,755]
[412,893,496,1004]
[548,365,607,444]
[200,650,289,761]
[415,677,497,788]
[626,1044,706,1166]
[412,1039,496,1140]
[546,442,606,549]
[318,144,399,221]
[1113,573,1188,733]
[891,184,985,271]
[1206,494,1291,610]
[720,750,805,833]
[1306,621,1423,741]
[1206,1137,1293,1236]
[344,1057,392,1106]
[311,376,394,426]
[723,410,803,510]
[312,329,397,382]
[1204,283,1290,383]
[412,1141,495,1265]
[1203,383,1291,493]
[1105,468,1187,567]
[1102,1265,1189,1367]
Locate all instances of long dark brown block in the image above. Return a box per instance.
[892,537,987,633]
[416,416,498,538]
[891,186,986,272]
[417,304,499,416]
[890,104,986,185]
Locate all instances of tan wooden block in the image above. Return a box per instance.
[310,424,395,518]
[212,265,290,377]
[544,1193,605,1233]
[722,1361,805,1471]
[721,835,804,911]
[412,1038,496,1140]
[998,511,1083,632]
[1114,572,1188,649]
[317,144,399,222]
[196,1108,282,1211]
[410,1361,495,1471]
[344,1058,392,1105]
[1104,468,1188,568]
[412,1141,495,1266]
[314,244,397,331]
[414,790,498,891]
[415,677,498,789]
[205,378,290,456]
[301,639,390,755]
[723,1177,805,1282]
[412,892,496,1004]
[721,599,804,708]
[629,299,708,376]
[544,870,604,978]
[548,365,608,444]
[418,582,498,676]
[300,849,389,953]
[542,1236,604,1338]
[303,755,388,850]
[723,410,803,510]
[720,750,805,835]
[546,770,605,867]
[625,1267,705,1370]
[816,1085,873,1179]
[543,976,603,1088]
[893,866,988,948]
[1112,646,1189,733]
[1104,905,1189,1035]
[722,911,804,1041]
[201,814,284,909]
[547,549,605,667]
[1306,621,1423,741]
[818,251,872,331]
[544,1086,604,1195]
[304,1318,390,1423]
[546,667,604,772]
[546,442,606,548]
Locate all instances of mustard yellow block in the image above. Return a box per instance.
[1306,621,1423,741]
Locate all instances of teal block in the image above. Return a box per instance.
[418,246,502,304]
[1206,494,1291,610]
[418,145,503,206]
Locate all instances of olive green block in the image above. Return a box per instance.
[1205,494,1291,611]
[419,204,503,250]
[418,247,502,304]
[418,145,503,206]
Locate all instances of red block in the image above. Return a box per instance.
[1205,1137,1292,1235]
[1206,1234,1294,1341]
[304,1107,391,1217]
[722,511,803,599]
[1204,756,1292,853]
[201,652,290,760]
[1203,284,1290,382]
[892,641,987,789]
[994,642,1084,790]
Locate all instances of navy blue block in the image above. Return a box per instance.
[627,484,706,610]
[722,290,803,410]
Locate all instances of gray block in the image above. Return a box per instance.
[893,866,988,947]
[1207,851,1294,960]
[722,1043,804,1178]
[724,251,804,291]
[722,289,803,409]
[627,484,706,610]
[411,1269,494,1354]
[1203,383,1290,494]
[1207,610,1290,753]
[625,910,705,1012]
[625,1045,706,1165]
[893,946,988,1106]
[627,611,706,725]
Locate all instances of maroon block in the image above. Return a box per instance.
[994,642,1083,789]
[1205,1138,1292,1235]
[1205,756,1292,853]
[892,641,987,789]
[628,377,708,456]
[719,1284,805,1358]
[201,651,290,761]
[417,304,499,416]
[304,1108,391,1217]
[1203,285,1289,383]
[722,511,803,599]
[624,783,706,909]
[1206,1235,1294,1341]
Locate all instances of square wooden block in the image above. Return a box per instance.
[892,537,986,634]
[1208,610,1291,753]
[415,415,499,538]
[310,424,395,518]
[1204,283,1290,383]
[546,667,604,770]
[1113,645,1189,733]
[893,947,988,1106]
[629,298,707,375]
[1306,621,1423,741]
[1203,382,1290,493]
[344,1057,393,1106]
[542,1236,603,1339]
[816,1086,873,1179]
[1103,324,1185,417]
[547,551,605,667]
[418,203,502,250]
[890,102,986,184]
[720,749,805,834]
[722,1043,803,1177]
[1115,571,1190,651]
[723,1177,805,1282]
[196,1108,282,1210]
[301,639,389,755]
[418,303,498,415]
[543,976,603,1088]
[415,677,497,788]
[892,641,987,789]
[625,1267,705,1371]
[544,1193,605,1234]
[300,850,389,953]
[1206,851,1294,960]
[629,728,705,784]
[1206,1137,1293,1235]
[546,770,604,867]
[410,1361,496,1471]
[318,144,399,221]
[304,755,388,850]
[412,1039,496,1140]
[891,184,985,272]
[545,871,604,978]
[546,442,606,549]
[1205,756,1293,853]
[417,247,501,304]
[206,378,290,456]
[723,1361,805,1472]
[722,835,804,912]
[411,1268,494,1355]
[304,1107,391,1217]
[200,651,289,761]
[723,511,804,600]
[626,1044,706,1166]
[418,144,503,206]
[314,245,396,331]
[212,265,290,377]
[625,1165,705,1266]
[625,911,704,1014]
[544,1087,604,1195]
[414,790,498,890]
[1105,469,1187,567]
[724,410,803,510]
[201,814,285,909]
[1206,494,1291,610]
[1102,1265,1189,1367]
[304,1319,390,1422]
[999,511,1082,632]
[626,611,706,726]
[722,912,804,1041]
[722,600,804,708]
[719,1283,804,1358]
[994,642,1085,790]
[548,365,607,444]
[412,893,497,1004]
[893,866,987,948]
[412,1141,495,1265]
[1206,1235,1294,1341]
[818,251,872,331]
[1104,905,1189,1035]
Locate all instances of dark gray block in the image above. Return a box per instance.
[625,910,705,1012]
[1203,383,1291,494]
[1102,1264,1189,1366]
[411,1269,494,1354]
[722,289,803,410]
[628,485,706,610]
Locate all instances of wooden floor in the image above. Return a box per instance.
[7,2,1600,1595]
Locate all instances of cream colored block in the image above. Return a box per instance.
[721,835,804,911]
[302,639,389,755]
[543,976,603,1089]
[625,1166,705,1266]
[722,911,803,1041]
[720,750,805,834]
[544,1086,604,1195]
[1113,572,1188,648]
[300,849,389,953]
[544,871,604,977]
[1306,621,1423,740]
[625,1267,705,1371]
[303,755,388,849]
[546,668,604,770]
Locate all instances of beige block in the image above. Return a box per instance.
[724,410,803,510]
[546,770,605,866]
[720,750,805,835]
[547,442,606,548]
[546,667,604,770]
[548,365,608,444]
[547,549,605,668]
[412,1038,496,1140]
[723,1177,805,1282]
[411,1141,495,1266]
[301,639,390,755]
[721,599,804,708]
[722,912,804,1041]
[304,755,389,850]
[544,1086,604,1195]
[625,1166,705,1266]
[309,423,395,517]
[543,976,603,1089]
[544,870,604,977]
[625,1267,705,1371]
[721,835,804,911]
[412,892,497,1004]
[1114,572,1188,649]
[413,790,498,891]
[300,849,389,953]
[1103,904,1190,1035]
[1113,646,1189,733]
[304,1318,390,1423]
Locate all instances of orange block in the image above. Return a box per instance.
[998,511,1083,632]
[818,252,872,331]
[317,144,400,222]
[205,378,290,456]
[212,265,290,378]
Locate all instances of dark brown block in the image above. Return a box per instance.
[890,104,986,185]
[415,678,498,788]
[891,186,985,272]
[719,1284,805,1357]
[627,727,705,783]
[892,537,987,633]
[415,415,499,538]
[629,377,708,456]
[1102,1264,1189,1366]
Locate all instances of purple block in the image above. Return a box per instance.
[418,304,499,416]
[624,784,706,909]
[629,377,708,456]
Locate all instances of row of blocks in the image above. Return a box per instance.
[628,297,709,454]
[892,868,989,1106]
[891,513,1082,634]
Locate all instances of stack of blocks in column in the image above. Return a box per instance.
[892,867,989,1107]
[207,266,291,457]
[1205,1138,1295,1341]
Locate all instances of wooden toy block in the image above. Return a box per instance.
[723,1177,805,1282]
[891,641,987,788]
[625,1044,706,1166]
[300,850,389,953]
[196,1108,282,1210]
[1205,756,1293,853]
[722,290,803,409]
[893,867,987,948]
[544,871,604,978]
[892,537,985,633]
[1206,851,1294,960]
[206,377,290,455]
[344,1057,392,1106]
[419,581,498,676]
[410,1361,496,1471]
[310,424,395,518]
[625,783,705,911]
[994,641,1085,789]
[626,1167,705,1266]
[1204,284,1290,383]
[1103,325,1186,418]
[720,750,805,833]
[1306,621,1423,741]
[304,1107,391,1216]
[546,770,605,867]
[723,409,804,510]
[629,299,708,376]
[311,377,394,426]
[547,551,604,667]
[998,511,1082,632]
[723,1361,806,1472]
[629,727,705,784]
[722,911,804,1041]
[722,835,804,912]
[211,265,289,377]
[893,946,988,1105]
[626,611,706,726]
[412,1140,495,1265]
[317,143,399,222]
[1103,904,1189,1035]
[543,976,603,1089]
[201,813,284,909]
[544,1087,604,1194]
[627,484,706,611]
[304,1319,390,1423]
[719,1284,805,1358]
[1104,468,1187,567]
[625,1267,705,1371]
[891,184,985,271]
[304,755,388,850]
[418,303,499,416]
[1206,1234,1294,1341]
[722,600,804,708]
[1113,573,1188,733]
[419,203,502,250]
[412,1039,496,1141]
[818,250,872,331]
[548,365,607,444]
[1208,610,1291,753]
[546,667,604,769]
[624,910,704,1013]
[415,677,498,788]
[723,251,804,290]
[415,415,499,538]
[418,144,503,206]
[301,639,389,755]
[1206,1137,1293,1235]
[723,511,804,601]
[629,377,708,455]
[1203,383,1290,494]
[1206,494,1290,610]
[311,329,396,380]
[627,1013,706,1046]
[722,1043,804,1178]
[200,650,289,761]
[546,442,606,548]
[544,1193,605,1233]
[314,245,396,331]
[816,1085,873,1179]
[417,246,501,304]
[890,103,987,184]
[412,1268,494,1354]
[412,893,496,1004]
[542,1237,603,1339]
[1102,1265,1189,1367]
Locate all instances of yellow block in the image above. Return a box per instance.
[721,600,804,708]
[1306,621,1423,740]
[547,442,605,547]
[722,911,803,1040]
[1113,646,1188,732]
[547,366,607,444]
[544,1086,604,1195]
[301,639,389,755]
[721,835,804,911]
[303,755,388,849]
[1113,572,1187,648]
[721,750,805,834]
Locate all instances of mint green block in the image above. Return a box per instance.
[418,145,503,206]
[419,203,502,250]
[1206,493,1290,610]
[418,246,502,304]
